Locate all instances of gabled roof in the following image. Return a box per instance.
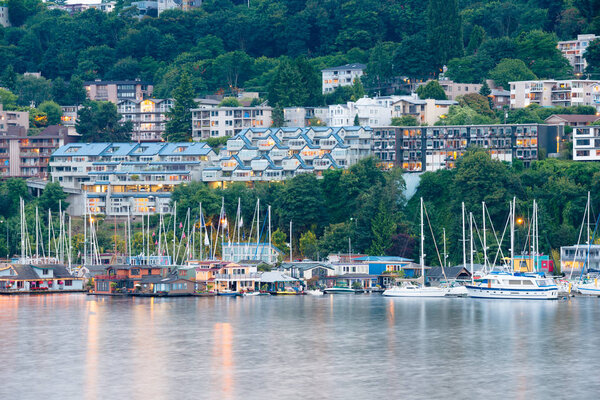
[426,266,472,279]
[322,63,366,72]
[259,271,300,283]
[354,256,413,262]
[279,262,334,271]
[545,114,600,124]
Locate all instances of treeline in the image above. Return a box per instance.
[2,0,599,111]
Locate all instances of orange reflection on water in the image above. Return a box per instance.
[212,322,234,399]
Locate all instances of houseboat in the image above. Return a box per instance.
[0,264,85,294]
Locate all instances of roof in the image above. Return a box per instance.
[490,89,510,96]
[354,256,413,262]
[322,63,366,72]
[259,271,300,283]
[84,80,151,85]
[544,114,600,124]
[279,262,334,271]
[0,264,77,280]
[426,266,472,279]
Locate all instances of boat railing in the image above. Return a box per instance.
[214,273,261,281]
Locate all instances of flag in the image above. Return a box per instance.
[182,232,186,239]
[239,217,243,228]
[152,231,155,237]
[179,222,183,229]
[155,241,158,246]
[204,233,209,246]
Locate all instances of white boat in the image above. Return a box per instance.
[466,271,558,299]
[578,279,600,296]
[306,289,324,296]
[243,291,260,296]
[383,283,447,297]
[324,286,355,294]
[443,283,468,297]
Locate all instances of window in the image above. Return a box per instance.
[65,280,73,287]
[42,269,48,275]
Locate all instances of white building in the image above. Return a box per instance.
[322,63,366,94]
[572,126,600,161]
[191,106,272,139]
[117,98,173,142]
[202,126,373,186]
[49,142,217,216]
[0,5,10,27]
[558,34,599,74]
[284,107,329,127]
[328,97,395,127]
[391,96,457,125]
[509,79,600,109]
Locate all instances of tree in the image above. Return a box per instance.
[368,203,396,255]
[489,59,537,90]
[165,72,197,142]
[515,30,571,79]
[214,51,253,91]
[219,97,242,107]
[353,114,360,126]
[351,78,365,100]
[76,101,133,142]
[465,25,486,55]
[38,101,62,125]
[66,77,87,106]
[391,115,419,126]
[295,57,323,106]
[272,105,284,127]
[299,231,319,260]
[426,0,463,74]
[1,66,17,91]
[16,75,52,107]
[268,58,307,107]
[416,80,447,100]
[479,81,491,97]
[585,39,600,74]
[457,93,496,119]
[319,222,354,257]
[271,228,288,257]
[37,182,68,212]
[0,179,30,218]
[276,174,328,234]
[0,88,17,108]
[7,0,42,26]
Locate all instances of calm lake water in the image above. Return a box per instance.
[1,294,599,400]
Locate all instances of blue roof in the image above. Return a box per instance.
[355,256,413,262]
[52,143,110,157]
[100,143,137,156]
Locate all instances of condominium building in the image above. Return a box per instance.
[118,98,173,142]
[509,79,600,109]
[322,63,366,94]
[370,124,562,172]
[328,97,396,127]
[284,107,329,127]
[60,105,79,128]
[557,34,599,74]
[190,106,272,139]
[572,126,600,161]
[84,80,153,104]
[0,5,9,28]
[1,126,76,179]
[422,79,483,100]
[202,126,372,185]
[371,127,397,169]
[0,104,29,130]
[391,97,457,125]
[49,142,217,216]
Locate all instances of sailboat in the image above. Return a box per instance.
[576,194,600,296]
[466,198,558,300]
[383,198,448,298]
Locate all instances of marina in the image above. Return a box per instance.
[1,293,600,400]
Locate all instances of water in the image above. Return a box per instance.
[0,294,599,400]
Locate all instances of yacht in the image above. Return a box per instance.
[466,271,558,299]
[383,283,447,297]
[577,278,600,296]
[324,285,355,294]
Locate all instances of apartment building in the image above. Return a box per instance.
[328,97,396,127]
[391,97,457,125]
[489,89,511,109]
[118,98,173,142]
[322,63,366,94]
[84,80,153,104]
[201,126,373,186]
[557,34,599,74]
[0,105,29,131]
[284,107,329,127]
[0,5,9,28]
[48,2,116,14]
[423,80,483,100]
[509,79,600,109]
[49,142,217,216]
[572,126,600,161]
[191,106,272,139]
[371,124,562,173]
[60,105,79,128]
[1,126,76,179]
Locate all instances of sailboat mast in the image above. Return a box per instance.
[462,202,466,268]
[469,211,474,283]
[268,205,272,264]
[35,207,39,259]
[443,228,447,269]
[587,191,591,245]
[257,198,260,256]
[420,197,425,284]
[511,197,515,272]
[83,200,87,266]
[482,201,487,273]
[289,220,293,263]
[68,216,72,272]
[173,201,177,265]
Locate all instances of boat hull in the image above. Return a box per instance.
[466,286,558,300]
[578,284,600,296]
[324,288,355,294]
[383,288,447,297]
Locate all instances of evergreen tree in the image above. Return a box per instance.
[76,101,132,142]
[479,81,491,96]
[66,77,86,105]
[353,114,360,126]
[272,105,285,127]
[416,80,447,100]
[268,58,306,107]
[368,203,396,256]
[294,57,323,106]
[165,72,197,142]
[352,78,365,100]
[426,0,464,74]
[465,26,486,55]
[1,66,17,91]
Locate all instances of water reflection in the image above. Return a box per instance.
[1,295,600,399]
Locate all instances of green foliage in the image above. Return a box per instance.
[272,105,284,127]
[585,39,600,74]
[299,231,318,260]
[37,101,62,125]
[427,0,463,72]
[457,93,496,119]
[268,58,322,107]
[37,182,68,212]
[489,59,537,90]
[368,203,397,255]
[219,97,242,107]
[271,228,288,256]
[0,88,17,108]
[76,101,132,142]
[391,115,419,126]
[165,72,197,142]
[417,81,447,100]
[479,81,491,97]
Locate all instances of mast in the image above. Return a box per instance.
[510,197,515,273]
[420,197,425,285]
[256,198,260,256]
[173,201,177,265]
[443,228,447,269]
[35,206,39,259]
[268,205,272,264]
[48,209,51,260]
[20,198,25,261]
[587,191,591,245]
[199,202,203,260]
[462,202,466,268]
[482,201,487,273]
[289,220,293,263]
[469,211,474,283]
[83,199,87,266]
[68,216,72,272]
